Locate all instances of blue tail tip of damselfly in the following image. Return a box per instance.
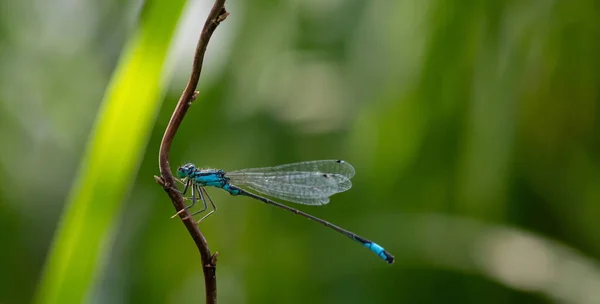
[367,242,395,264]
[354,236,395,264]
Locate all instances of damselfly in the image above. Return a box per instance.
[175,160,394,264]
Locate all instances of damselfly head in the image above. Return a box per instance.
[177,163,196,178]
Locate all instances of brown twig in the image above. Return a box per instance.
[156,1,228,303]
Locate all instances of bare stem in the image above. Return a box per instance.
[157,1,228,303]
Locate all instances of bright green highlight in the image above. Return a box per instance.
[34,1,187,303]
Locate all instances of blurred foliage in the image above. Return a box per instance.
[34,1,186,303]
[0,0,599,303]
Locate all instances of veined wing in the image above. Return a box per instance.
[229,160,355,179]
[226,160,355,205]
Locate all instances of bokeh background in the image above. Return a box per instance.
[1,0,600,303]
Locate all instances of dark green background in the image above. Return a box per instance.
[1,0,599,303]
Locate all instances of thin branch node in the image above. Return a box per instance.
[154,175,165,186]
[217,10,229,23]
[211,252,219,265]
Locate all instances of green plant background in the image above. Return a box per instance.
[1,0,599,303]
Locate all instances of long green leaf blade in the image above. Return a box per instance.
[35,1,187,303]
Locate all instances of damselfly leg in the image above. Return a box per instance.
[191,186,217,223]
[171,179,197,218]
[181,185,209,220]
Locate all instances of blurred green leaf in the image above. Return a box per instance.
[34,1,186,303]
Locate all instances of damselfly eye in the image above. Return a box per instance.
[177,163,195,178]
[176,167,186,178]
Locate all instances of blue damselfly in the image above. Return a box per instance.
[175,160,394,264]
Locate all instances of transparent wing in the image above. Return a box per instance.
[230,160,355,178]
[226,160,355,205]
